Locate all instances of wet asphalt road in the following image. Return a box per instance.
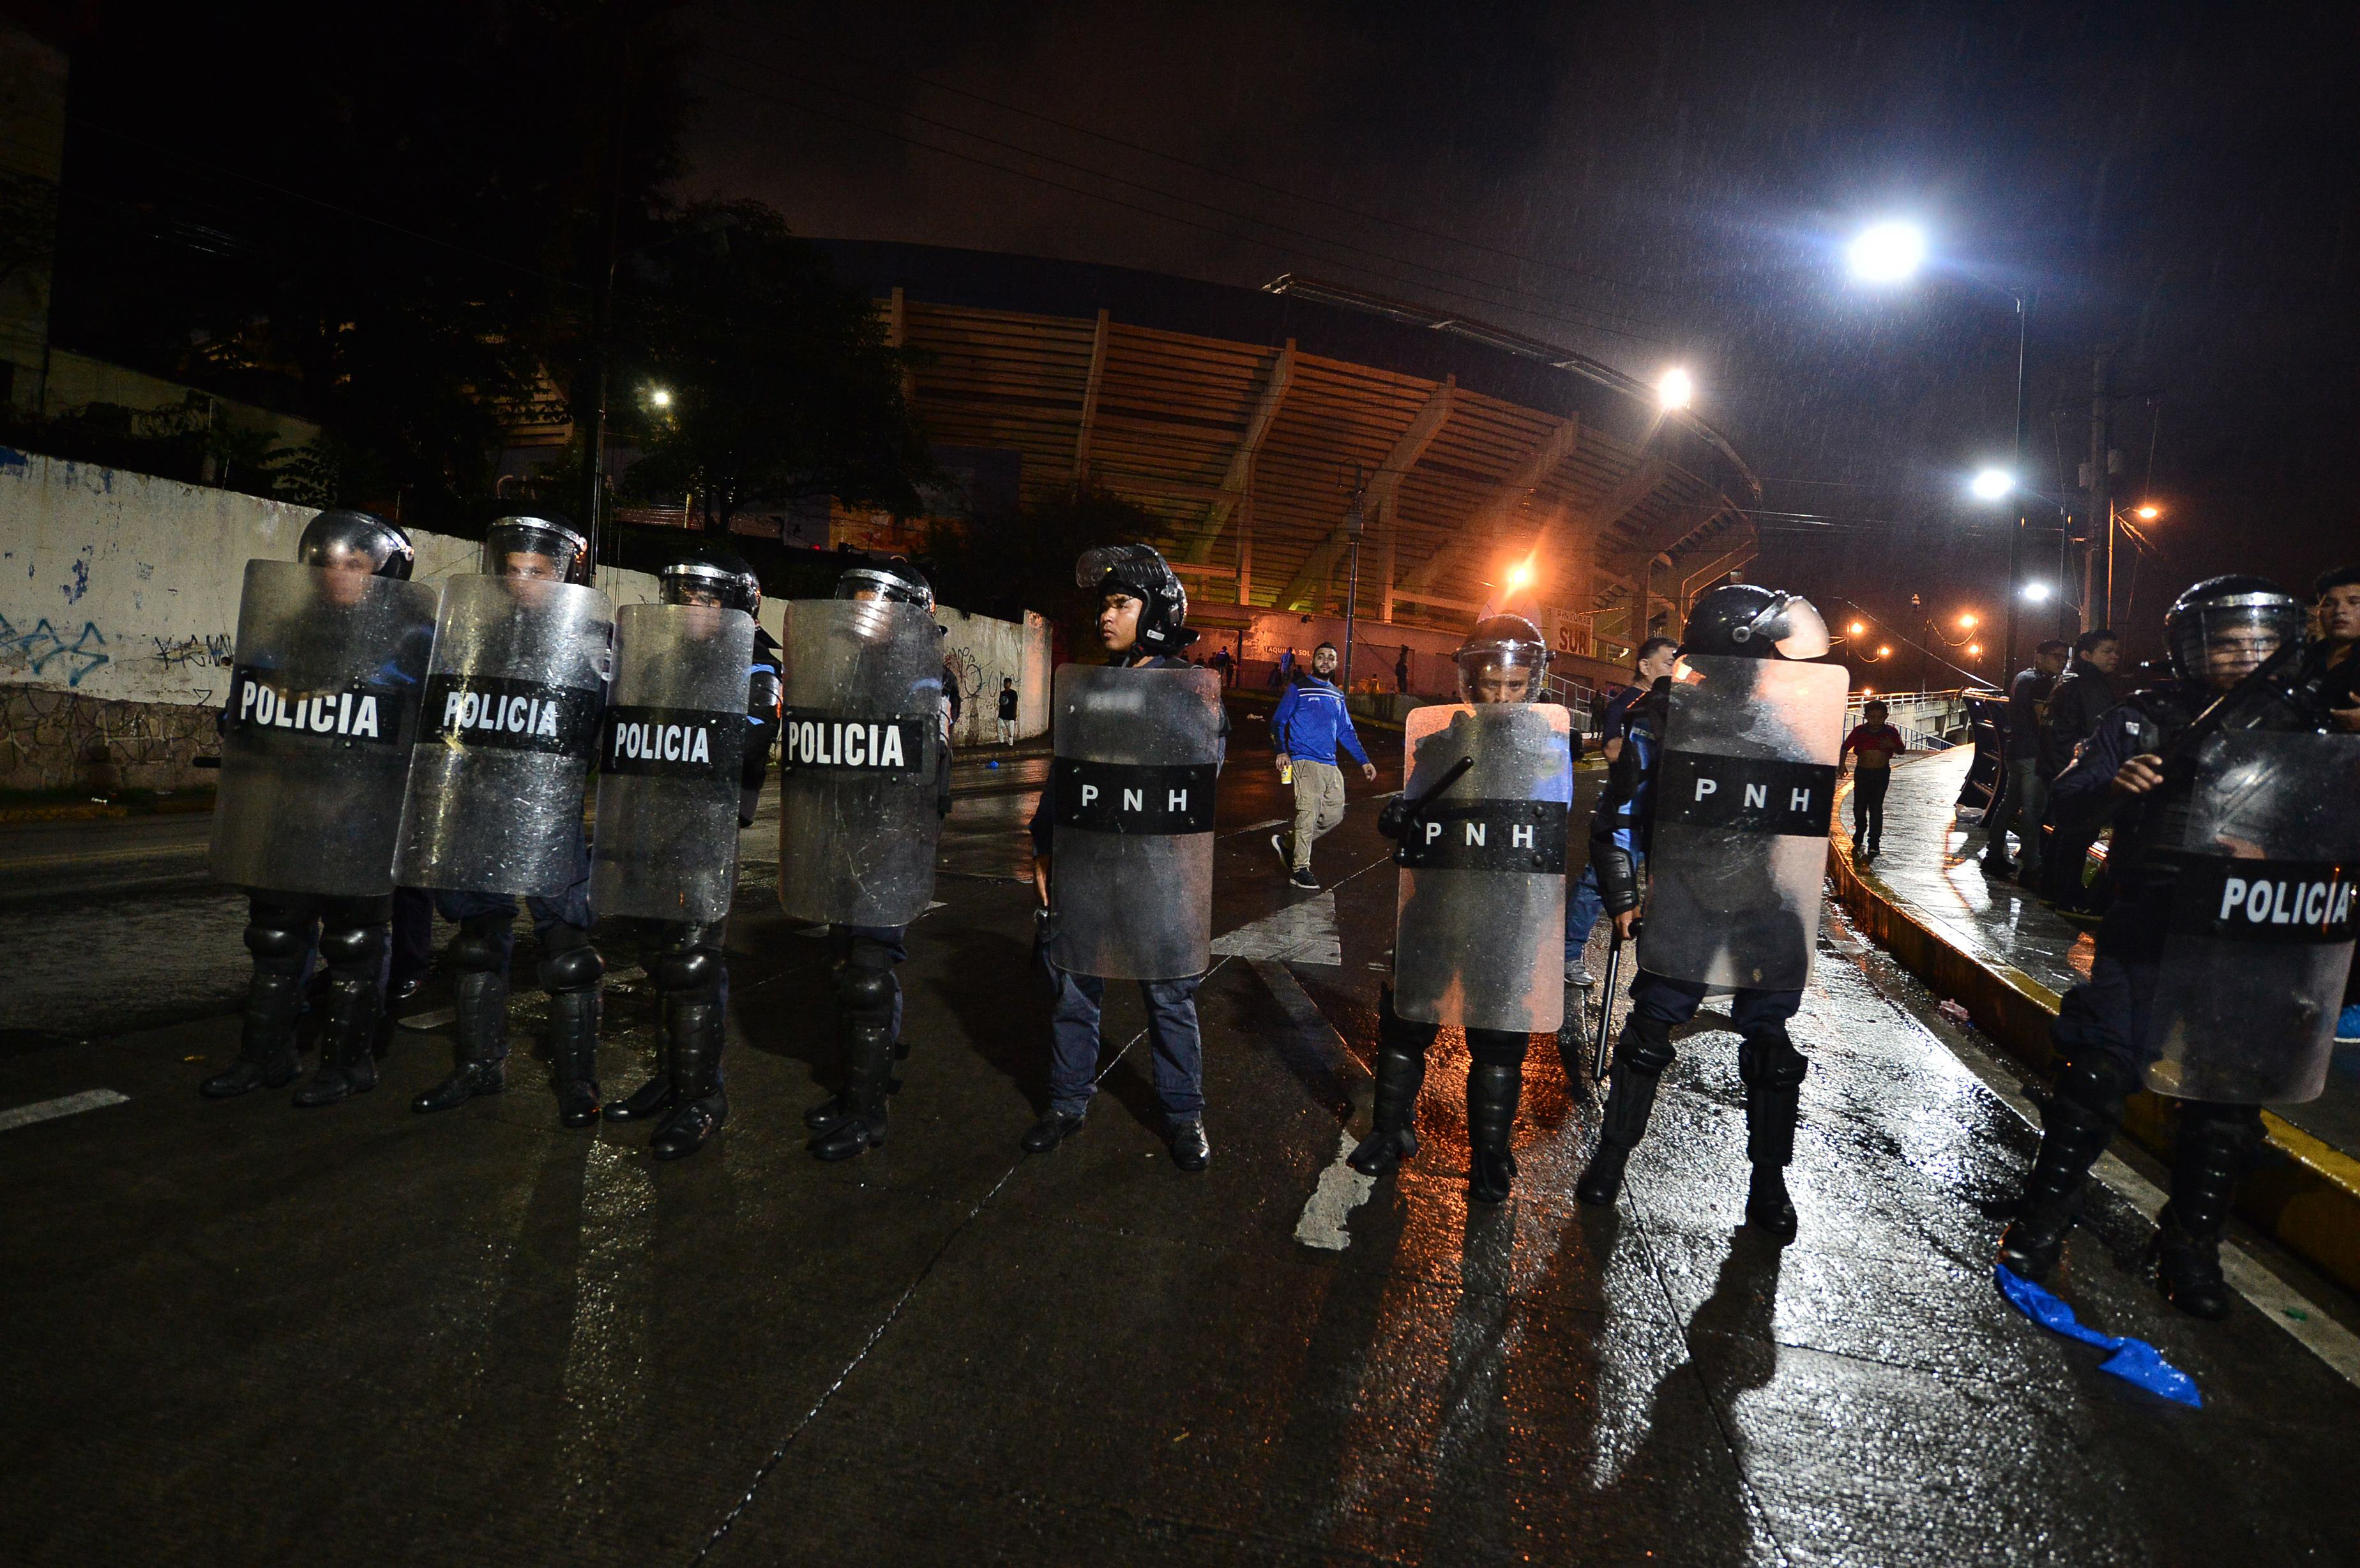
[4,715,2359,1565]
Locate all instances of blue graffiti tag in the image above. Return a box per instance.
[64,552,91,605]
[0,613,111,687]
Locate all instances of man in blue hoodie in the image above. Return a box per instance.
[1270,642,1377,889]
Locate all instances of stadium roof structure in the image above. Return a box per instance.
[821,241,1760,650]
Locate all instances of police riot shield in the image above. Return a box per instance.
[1393,703,1574,1032]
[591,603,755,924]
[2144,731,2360,1104]
[209,559,439,896]
[1640,656,1848,990]
[1045,663,1223,980]
[775,599,945,927]
[393,575,612,896]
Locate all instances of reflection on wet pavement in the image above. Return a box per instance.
[1846,750,2360,1166]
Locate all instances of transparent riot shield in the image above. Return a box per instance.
[1393,703,1574,1032]
[208,559,439,896]
[591,603,755,924]
[393,575,613,897]
[2145,731,2360,1103]
[1640,655,1848,990]
[775,599,945,927]
[1046,663,1223,980]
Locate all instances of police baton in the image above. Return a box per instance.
[1591,916,1637,1085]
[1398,755,1474,837]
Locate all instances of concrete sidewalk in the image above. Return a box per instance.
[1834,749,2360,1299]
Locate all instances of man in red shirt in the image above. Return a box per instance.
[1841,701,1907,860]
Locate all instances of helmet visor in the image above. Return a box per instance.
[1453,642,1548,703]
[483,519,586,584]
[833,567,932,611]
[1771,597,1832,660]
[663,564,759,614]
[2182,600,2300,686]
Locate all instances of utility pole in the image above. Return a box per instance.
[1340,465,1366,692]
[2085,343,2113,636]
[2001,289,2031,684]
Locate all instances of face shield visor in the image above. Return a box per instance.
[1727,594,1831,660]
[296,510,414,580]
[483,517,590,585]
[1453,642,1549,704]
[2171,598,2302,688]
[833,566,934,612]
[662,562,760,615]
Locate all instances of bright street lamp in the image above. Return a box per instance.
[1849,221,1928,284]
[647,386,674,409]
[1658,367,1695,411]
[1967,642,1983,658]
[2134,504,2160,521]
[1969,467,2014,501]
[2022,582,2053,604]
[1958,612,1978,630]
[1848,621,1867,637]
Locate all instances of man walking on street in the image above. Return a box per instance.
[1271,642,1377,889]
[996,676,1018,746]
[1983,639,2068,878]
[2039,628,2122,912]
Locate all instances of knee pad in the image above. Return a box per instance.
[1467,1029,1529,1069]
[833,961,895,1013]
[540,942,607,994]
[317,923,387,969]
[1738,1029,1807,1091]
[455,913,513,973]
[2179,1100,2265,1153]
[1619,1014,1677,1075]
[653,945,718,997]
[2050,1048,2136,1121]
[244,919,308,965]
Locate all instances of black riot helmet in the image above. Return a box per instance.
[1681,584,1831,661]
[483,513,593,585]
[1077,543,1194,654]
[1453,614,1550,703]
[833,556,935,614]
[661,545,762,615]
[2163,575,2304,687]
[296,508,415,579]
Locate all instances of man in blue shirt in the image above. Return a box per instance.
[1270,642,1377,889]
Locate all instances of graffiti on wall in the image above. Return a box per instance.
[150,633,234,671]
[0,613,111,687]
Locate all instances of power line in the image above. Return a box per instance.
[695,3,1678,314]
[683,63,1675,349]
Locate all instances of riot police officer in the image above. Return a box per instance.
[406,514,611,1130]
[1575,585,1844,1244]
[793,559,952,1162]
[596,546,776,1161]
[1022,545,1227,1171]
[1997,577,2349,1317]
[1353,615,1575,1203]
[203,508,435,1104]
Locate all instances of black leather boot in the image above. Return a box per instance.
[292,965,383,1107]
[2154,1104,2261,1320]
[1995,1055,2131,1279]
[203,969,305,1098]
[546,986,602,1129]
[411,965,508,1113]
[1466,1064,1524,1204]
[538,937,604,1129]
[1739,1028,1807,1243]
[810,1017,893,1161]
[810,962,897,1160]
[1578,1013,1675,1206]
[603,1045,674,1123]
[649,996,727,1160]
[1348,991,1428,1177]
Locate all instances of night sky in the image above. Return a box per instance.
[681,0,2358,667]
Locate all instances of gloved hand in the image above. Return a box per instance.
[1377,796,1411,840]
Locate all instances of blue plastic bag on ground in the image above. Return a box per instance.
[1995,1265,2202,1408]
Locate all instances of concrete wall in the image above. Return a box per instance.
[939,605,1052,748]
[0,447,1047,791]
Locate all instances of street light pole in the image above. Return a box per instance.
[1341,485,1366,693]
[2002,287,2029,684]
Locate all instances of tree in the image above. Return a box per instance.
[925,486,1160,651]
[47,1,692,526]
[611,202,934,531]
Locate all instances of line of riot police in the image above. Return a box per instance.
[199,513,2358,1323]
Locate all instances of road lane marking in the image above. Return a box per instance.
[0,1089,129,1131]
[1213,893,1342,966]
[1252,960,1376,1251]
